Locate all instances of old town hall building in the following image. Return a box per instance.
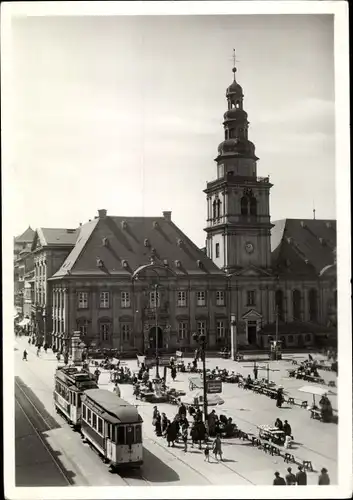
[15,63,337,354]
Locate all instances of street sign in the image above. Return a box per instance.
[207,379,222,394]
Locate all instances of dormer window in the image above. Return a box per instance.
[144,238,150,247]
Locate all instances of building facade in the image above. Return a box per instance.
[48,210,228,354]
[14,226,35,316]
[30,227,79,346]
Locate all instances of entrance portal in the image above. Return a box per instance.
[247,321,257,345]
[149,326,163,350]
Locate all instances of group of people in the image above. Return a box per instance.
[151,404,223,461]
[274,417,293,448]
[273,466,330,486]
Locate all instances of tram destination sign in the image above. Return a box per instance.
[206,380,222,394]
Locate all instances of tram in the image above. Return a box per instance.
[54,366,98,428]
[81,389,143,469]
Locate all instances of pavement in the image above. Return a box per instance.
[14,336,338,486]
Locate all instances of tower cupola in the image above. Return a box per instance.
[217,61,258,162]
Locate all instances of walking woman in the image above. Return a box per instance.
[22,349,28,361]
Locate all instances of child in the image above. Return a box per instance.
[204,444,210,462]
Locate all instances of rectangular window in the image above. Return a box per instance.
[117,426,125,444]
[247,291,256,306]
[197,291,206,307]
[150,290,160,308]
[121,323,131,342]
[92,413,97,429]
[87,408,92,424]
[216,320,225,338]
[82,404,86,420]
[178,321,187,339]
[215,243,220,258]
[177,291,187,307]
[197,320,206,336]
[97,417,103,435]
[100,291,110,309]
[78,292,88,309]
[216,291,225,306]
[77,320,89,336]
[100,323,111,341]
[121,291,131,308]
[135,424,142,443]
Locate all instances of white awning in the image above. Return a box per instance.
[18,318,30,327]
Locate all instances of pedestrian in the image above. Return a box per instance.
[152,406,159,421]
[22,349,28,361]
[276,387,284,408]
[166,421,177,447]
[318,468,330,485]
[161,413,169,435]
[204,443,211,462]
[94,367,101,383]
[171,366,177,381]
[64,352,69,365]
[36,346,40,357]
[283,419,292,437]
[212,434,223,461]
[178,402,187,419]
[182,425,188,452]
[295,465,307,485]
[155,413,162,436]
[44,343,48,354]
[284,435,293,449]
[275,418,283,430]
[285,467,296,485]
[273,471,286,485]
[253,365,258,380]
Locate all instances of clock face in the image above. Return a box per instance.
[245,242,254,254]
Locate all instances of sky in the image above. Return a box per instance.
[9,13,335,247]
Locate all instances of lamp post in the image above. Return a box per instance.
[154,283,160,379]
[132,261,177,380]
[192,332,208,426]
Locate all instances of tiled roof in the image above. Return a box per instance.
[32,227,79,250]
[14,226,35,243]
[271,219,336,278]
[51,214,224,279]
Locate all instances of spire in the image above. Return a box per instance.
[216,51,258,162]
[232,48,237,81]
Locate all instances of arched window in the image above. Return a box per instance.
[241,197,248,215]
[212,200,217,219]
[309,288,318,322]
[292,290,301,321]
[275,290,284,321]
[229,129,235,139]
[225,130,229,140]
[217,199,222,218]
[250,197,257,216]
[235,101,240,109]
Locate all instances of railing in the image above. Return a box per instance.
[206,175,270,188]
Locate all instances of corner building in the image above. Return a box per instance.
[204,65,337,348]
[49,210,227,354]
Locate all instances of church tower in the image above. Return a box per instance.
[204,56,273,272]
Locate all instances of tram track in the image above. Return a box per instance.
[15,380,73,486]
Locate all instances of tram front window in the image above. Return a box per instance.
[135,425,142,443]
